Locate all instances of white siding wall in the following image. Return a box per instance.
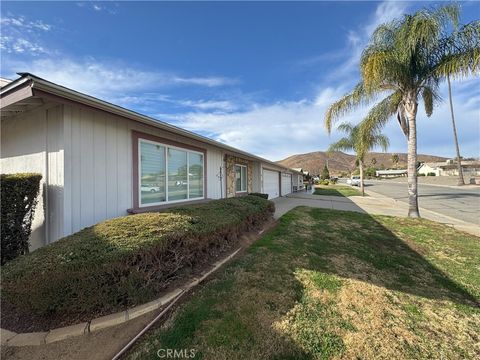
[0,105,64,249]
[63,104,226,236]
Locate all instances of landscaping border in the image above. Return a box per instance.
[1,247,242,347]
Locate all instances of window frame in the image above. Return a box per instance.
[235,164,248,193]
[137,137,205,208]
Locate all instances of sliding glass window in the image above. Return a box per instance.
[139,139,204,206]
[140,142,166,205]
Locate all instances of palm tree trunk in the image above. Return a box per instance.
[405,93,420,218]
[447,75,465,186]
[359,159,365,196]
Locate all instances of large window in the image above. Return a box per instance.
[235,164,247,193]
[139,139,204,206]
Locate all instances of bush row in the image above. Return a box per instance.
[1,173,42,265]
[1,196,274,318]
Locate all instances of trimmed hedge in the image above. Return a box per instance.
[1,196,274,318]
[1,173,42,265]
[249,192,269,199]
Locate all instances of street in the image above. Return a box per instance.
[364,180,480,225]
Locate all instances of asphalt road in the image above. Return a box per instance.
[364,180,480,225]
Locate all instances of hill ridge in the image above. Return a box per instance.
[277,151,448,175]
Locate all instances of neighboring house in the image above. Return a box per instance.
[375,169,408,178]
[1,73,303,250]
[417,160,480,177]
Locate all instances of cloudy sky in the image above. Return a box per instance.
[1,1,479,161]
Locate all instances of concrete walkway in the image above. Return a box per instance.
[273,189,480,237]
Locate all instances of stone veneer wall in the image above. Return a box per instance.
[225,155,254,198]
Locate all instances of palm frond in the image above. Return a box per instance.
[433,21,480,80]
[371,134,390,152]
[324,82,376,134]
[422,87,433,116]
[327,137,354,153]
[359,91,402,140]
[336,122,355,134]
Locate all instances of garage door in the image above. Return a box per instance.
[281,173,292,196]
[263,169,280,199]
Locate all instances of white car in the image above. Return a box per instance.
[141,185,161,193]
[347,176,361,186]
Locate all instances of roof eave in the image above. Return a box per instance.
[5,73,297,172]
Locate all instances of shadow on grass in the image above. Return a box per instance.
[127,201,479,360]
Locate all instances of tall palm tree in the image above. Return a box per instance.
[447,75,465,185]
[328,122,389,196]
[325,4,479,217]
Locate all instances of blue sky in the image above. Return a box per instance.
[1,1,479,161]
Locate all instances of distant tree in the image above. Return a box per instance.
[365,167,377,178]
[371,157,377,166]
[321,165,330,180]
[328,122,389,196]
[392,154,400,168]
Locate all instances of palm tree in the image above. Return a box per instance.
[325,4,479,217]
[328,122,389,196]
[392,154,399,169]
[447,74,465,185]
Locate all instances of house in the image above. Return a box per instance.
[290,168,305,191]
[375,169,407,178]
[417,160,480,177]
[1,73,303,250]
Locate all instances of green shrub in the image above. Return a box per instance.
[248,192,269,199]
[321,180,330,185]
[1,196,274,318]
[329,178,338,184]
[1,173,42,265]
[427,172,436,176]
[418,173,426,176]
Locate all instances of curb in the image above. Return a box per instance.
[1,247,242,347]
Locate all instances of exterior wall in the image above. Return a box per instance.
[63,103,226,236]
[0,104,64,249]
[418,164,440,176]
[252,162,262,193]
[225,155,254,198]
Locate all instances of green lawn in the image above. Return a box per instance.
[313,184,364,197]
[128,207,480,360]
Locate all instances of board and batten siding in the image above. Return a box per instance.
[0,104,64,249]
[63,103,226,237]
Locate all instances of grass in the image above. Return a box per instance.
[128,207,480,360]
[313,184,364,197]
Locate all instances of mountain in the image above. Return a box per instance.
[277,151,448,175]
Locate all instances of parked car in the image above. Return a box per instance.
[347,176,361,186]
[141,185,161,193]
[175,180,188,187]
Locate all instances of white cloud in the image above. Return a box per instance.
[171,87,363,161]
[2,58,239,99]
[0,15,52,55]
[173,76,239,87]
[0,16,52,31]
